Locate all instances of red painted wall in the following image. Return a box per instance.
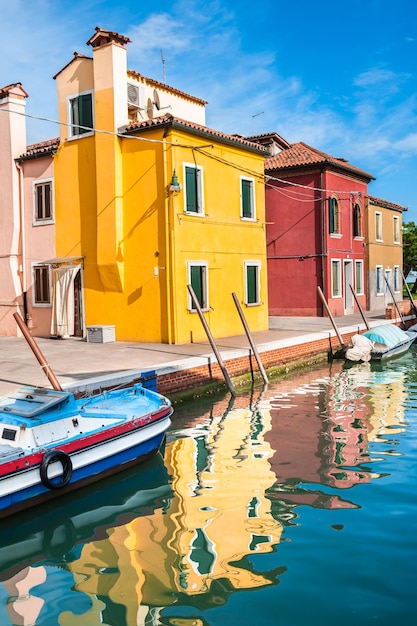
[266,169,367,317]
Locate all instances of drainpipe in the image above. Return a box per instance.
[320,168,326,315]
[163,138,173,344]
[15,160,31,326]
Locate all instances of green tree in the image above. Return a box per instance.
[403,221,417,292]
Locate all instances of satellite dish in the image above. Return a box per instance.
[153,89,161,111]
[147,97,154,119]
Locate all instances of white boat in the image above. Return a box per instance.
[345,324,415,363]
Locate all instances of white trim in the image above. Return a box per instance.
[240,176,256,221]
[393,265,400,292]
[331,258,342,298]
[31,263,52,307]
[187,261,209,311]
[32,178,54,225]
[375,211,383,242]
[244,260,261,306]
[376,264,384,295]
[393,216,400,244]
[354,260,364,295]
[67,90,94,139]
[183,162,205,216]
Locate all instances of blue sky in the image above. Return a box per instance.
[2,0,416,219]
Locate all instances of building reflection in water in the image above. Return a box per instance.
[0,359,408,625]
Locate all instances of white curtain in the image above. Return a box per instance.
[50,265,81,338]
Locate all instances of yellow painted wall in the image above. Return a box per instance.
[54,54,268,343]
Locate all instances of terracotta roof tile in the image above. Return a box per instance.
[0,82,29,99]
[87,26,131,48]
[17,138,60,161]
[368,195,407,212]
[265,141,375,180]
[123,113,268,153]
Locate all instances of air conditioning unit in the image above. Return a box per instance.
[127,83,144,109]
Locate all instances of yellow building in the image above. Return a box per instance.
[365,195,406,310]
[53,27,268,343]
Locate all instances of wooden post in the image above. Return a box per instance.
[400,268,417,317]
[13,312,63,391]
[186,285,236,396]
[349,284,370,330]
[232,292,268,384]
[384,277,406,329]
[317,286,345,348]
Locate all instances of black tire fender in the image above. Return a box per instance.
[40,450,73,490]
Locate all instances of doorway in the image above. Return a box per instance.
[344,261,354,314]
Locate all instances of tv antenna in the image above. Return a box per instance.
[252,111,264,133]
[160,49,166,84]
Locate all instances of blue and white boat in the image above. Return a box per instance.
[0,314,173,519]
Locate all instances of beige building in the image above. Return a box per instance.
[365,195,406,311]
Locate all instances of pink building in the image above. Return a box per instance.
[249,134,374,317]
[0,83,59,337]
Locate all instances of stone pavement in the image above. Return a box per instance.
[0,310,393,397]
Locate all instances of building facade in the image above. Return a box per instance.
[52,27,269,343]
[365,195,406,311]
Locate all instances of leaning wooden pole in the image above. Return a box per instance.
[186,285,236,396]
[349,284,370,330]
[13,312,63,391]
[232,292,268,385]
[384,277,407,329]
[400,268,417,318]
[317,286,345,349]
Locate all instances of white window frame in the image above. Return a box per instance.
[67,90,94,139]
[355,260,364,295]
[394,265,400,292]
[331,259,342,298]
[33,178,54,225]
[32,263,52,306]
[393,216,400,244]
[183,163,205,216]
[240,176,256,221]
[376,265,384,295]
[244,261,261,306]
[187,261,209,311]
[375,211,383,241]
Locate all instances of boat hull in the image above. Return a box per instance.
[0,384,173,519]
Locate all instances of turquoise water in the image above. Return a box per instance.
[1,350,416,625]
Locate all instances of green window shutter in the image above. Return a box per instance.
[246,265,257,304]
[79,94,93,133]
[190,266,203,308]
[186,166,198,213]
[242,179,252,218]
[329,198,335,233]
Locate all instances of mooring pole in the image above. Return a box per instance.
[400,268,417,318]
[384,277,407,329]
[317,286,345,349]
[231,292,268,384]
[349,284,370,330]
[13,312,63,391]
[186,285,236,396]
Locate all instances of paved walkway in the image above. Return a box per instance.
[0,310,394,396]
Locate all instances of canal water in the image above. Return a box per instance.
[1,349,416,625]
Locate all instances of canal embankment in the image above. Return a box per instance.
[2,308,413,399]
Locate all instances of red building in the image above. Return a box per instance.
[250,135,374,317]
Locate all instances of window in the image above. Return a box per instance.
[184,164,204,215]
[33,180,53,223]
[355,260,364,294]
[376,265,383,295]
[240,177,255,220]
[329,197,341,234]
[394,266,400,292]
[393,216,400,243]
[331,260,341,297]
[33,265,51,305]
[244,262,261,305]
[187,262,208,310]
[353,203,362,237]
[375,212,382,241]
[69,92,93,137]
